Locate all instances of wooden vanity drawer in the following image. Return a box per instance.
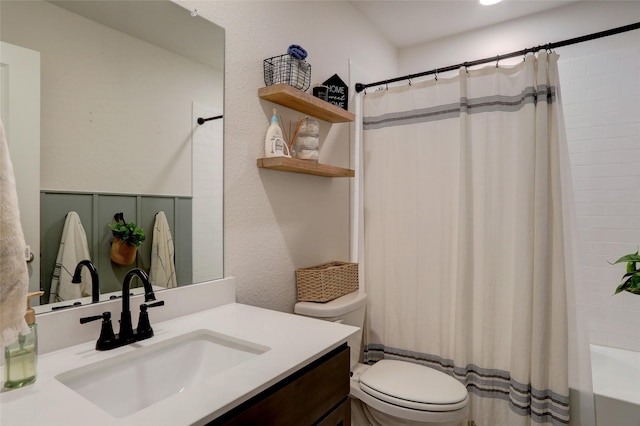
[210,344,350,425]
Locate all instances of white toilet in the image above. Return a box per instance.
[295,291,469,426]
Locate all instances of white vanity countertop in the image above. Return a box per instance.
[0,302,359,426]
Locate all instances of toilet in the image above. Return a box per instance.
[294,291,469,426]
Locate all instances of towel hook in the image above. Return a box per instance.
[197,115,223,125]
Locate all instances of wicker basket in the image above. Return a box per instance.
[296,261,359,302]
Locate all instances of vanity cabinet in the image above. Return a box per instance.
[209,344,350,426]
[257,84,355,178]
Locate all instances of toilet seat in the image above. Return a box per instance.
[359,360,468,412]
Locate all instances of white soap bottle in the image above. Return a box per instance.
[264,108,290,158]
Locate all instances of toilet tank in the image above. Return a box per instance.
[294,291,366,369]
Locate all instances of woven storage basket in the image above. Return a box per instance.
[296,261,358,302]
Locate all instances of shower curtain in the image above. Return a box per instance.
[361,52,577,425]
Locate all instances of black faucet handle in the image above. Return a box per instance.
[80,311,109,324]
[143,300,165,310]
[80,312,117,351]
[136,300,165,340]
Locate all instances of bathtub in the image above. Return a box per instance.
[590,344,640,426]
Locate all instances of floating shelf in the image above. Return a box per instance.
[257,157,354,178]
[258,84,355,123]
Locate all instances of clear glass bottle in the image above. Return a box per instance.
[3,291,43,389]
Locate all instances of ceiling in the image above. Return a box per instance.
[348,0,583,48]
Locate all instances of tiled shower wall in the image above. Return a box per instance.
[559,32,640,352]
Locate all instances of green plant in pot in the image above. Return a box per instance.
[609,250,640,295]
[109,212,145,266]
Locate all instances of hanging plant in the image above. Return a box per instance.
[109,213,145,266]
[109,221,145,247]
[109,213,145,247]
[609,251,640,295]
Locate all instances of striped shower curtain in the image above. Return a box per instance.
[361,52,573,425]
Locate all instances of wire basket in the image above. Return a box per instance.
[264,54,311,91]
[296,261,359,302]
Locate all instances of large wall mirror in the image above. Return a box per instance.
[0,0,224,312]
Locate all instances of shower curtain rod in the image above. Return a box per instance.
[355,21,640,93]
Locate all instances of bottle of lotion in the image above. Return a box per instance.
[264,108,290,158]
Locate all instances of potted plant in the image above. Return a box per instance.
[609,250,640,295]
[109,213,145,265]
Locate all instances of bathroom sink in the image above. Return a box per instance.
[55,329,270,418]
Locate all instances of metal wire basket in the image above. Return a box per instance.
[263,54,311,91]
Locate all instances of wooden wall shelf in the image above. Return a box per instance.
[258,84,355,123]
[257,157,354,178]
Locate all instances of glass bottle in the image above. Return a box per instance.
[4,291,43,389]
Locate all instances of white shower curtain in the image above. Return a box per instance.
[362,52,585,425]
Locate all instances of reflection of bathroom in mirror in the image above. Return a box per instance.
[0,0,224,312]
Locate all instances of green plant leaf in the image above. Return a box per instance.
[109,219,145,247]
[615,273,640,295]
[609,251,640,265]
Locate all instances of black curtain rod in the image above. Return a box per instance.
[197,115,223,125]
[355,21,640,93]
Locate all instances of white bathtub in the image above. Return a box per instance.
[590,344,640,426]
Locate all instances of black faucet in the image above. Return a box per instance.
[72,259,100,303]
[79,268,164,351]
[118,268,156,343]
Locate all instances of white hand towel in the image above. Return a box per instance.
[149,211,177,288]
[0,118,30,347]
[49,212,91,303]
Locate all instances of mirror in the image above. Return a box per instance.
[0,0,224,312]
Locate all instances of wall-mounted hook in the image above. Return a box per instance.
[197,115,223,125]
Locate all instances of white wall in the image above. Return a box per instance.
[175,1,397,312]
[398,1,640,352]
[560,32,640,352]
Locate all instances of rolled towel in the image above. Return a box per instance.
[287,44,308,60]
[0,118,30,347]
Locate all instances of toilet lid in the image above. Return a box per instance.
[359,360,468,411]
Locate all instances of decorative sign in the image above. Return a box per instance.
[323,74,348,111]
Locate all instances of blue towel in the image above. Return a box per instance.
[288,44,308,60]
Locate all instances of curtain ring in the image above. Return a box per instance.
[496,55,500,68]
[408,78,412,86]
[435,69,438,81]
[385,83,389,91]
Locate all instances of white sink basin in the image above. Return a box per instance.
[55,329,270,418]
